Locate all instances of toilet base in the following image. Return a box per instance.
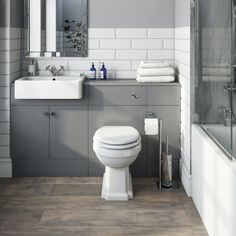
[101,166,133,201]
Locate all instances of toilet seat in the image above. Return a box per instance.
[93,142,141,158]
[94,137,141,150]
[94,126,140,145]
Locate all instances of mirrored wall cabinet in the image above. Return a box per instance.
[25,0,88,57]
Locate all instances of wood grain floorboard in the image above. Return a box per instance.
[0,225,195,236]
[192,226,209,236]
[39,209,138,226]
[40,177,99,184]
[183,200,198,210]
[0,197,7,208]
[50,184,102,197]
[137,209,203,226]
[0,177,208,235]
[0,209,43,226]
[2,196,185,211]
[0,184,53,197]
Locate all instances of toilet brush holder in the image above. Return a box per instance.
[161,153,172,188]
[161,136,173,188]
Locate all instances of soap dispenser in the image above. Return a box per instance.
[89,62,96,80]
[100,62,107,80]
[28,59,37,76]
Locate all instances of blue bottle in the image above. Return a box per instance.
[89,62,96,80]
[100,63,107,80]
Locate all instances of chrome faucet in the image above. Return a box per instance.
[45,65,64,76]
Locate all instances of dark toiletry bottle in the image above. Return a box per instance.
[89,62,96,80]
[100,63,107,80]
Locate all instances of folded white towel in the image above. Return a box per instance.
[136,76,175,83]
[139,61,171,69]
[137,67,175,77]
[202,67,231,76]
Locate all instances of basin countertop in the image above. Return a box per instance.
[85,79,180,86]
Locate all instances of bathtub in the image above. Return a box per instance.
[192,125,236,236]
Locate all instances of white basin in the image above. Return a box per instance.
[15,76,86,99]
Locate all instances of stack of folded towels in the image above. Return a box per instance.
[136,61,175,83]
[202,63,231,82]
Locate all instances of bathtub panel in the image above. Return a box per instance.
[192,125,236,236]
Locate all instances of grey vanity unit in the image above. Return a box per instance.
[10,80,181,177]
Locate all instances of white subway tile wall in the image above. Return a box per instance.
[148,28,174,39]
[148,50,174,60]
[100,39,131,49]
[88,28,115,39]
[174,27,191,174]
[132,39,162,49]
[21,28,175,79]
[0,27,22,176]
[116,28,147,39]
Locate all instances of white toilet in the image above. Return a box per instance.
[93,126,141,201]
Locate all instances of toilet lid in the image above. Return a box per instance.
[93,126,140,145]
[94,137,141,150]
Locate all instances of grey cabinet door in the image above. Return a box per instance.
[89,86,146,106]
[50,106,88,159]
[11,106,50,159]
[147,85,181,106]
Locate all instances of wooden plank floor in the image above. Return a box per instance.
[0,177,208,236]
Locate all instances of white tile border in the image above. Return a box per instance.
[0,158,12,177]
[180,158,192,197]
[175,26,191,195]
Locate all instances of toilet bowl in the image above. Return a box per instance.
[93,126,141,201]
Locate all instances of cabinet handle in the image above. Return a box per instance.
[44,112,50,116]
[131,93,140,99]
[51,112,56,116]
[147,112,154,117]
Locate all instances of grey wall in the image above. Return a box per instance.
[1,0,175,28]
[0,0,24,28]
[175,0,190,27]
[89,0,175,28]
[0,0,9,27]
[10,0,24,28]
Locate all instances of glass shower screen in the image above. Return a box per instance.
[194,0,235,159]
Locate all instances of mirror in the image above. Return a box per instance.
[25,0,88,57]
[56,0,88,56]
